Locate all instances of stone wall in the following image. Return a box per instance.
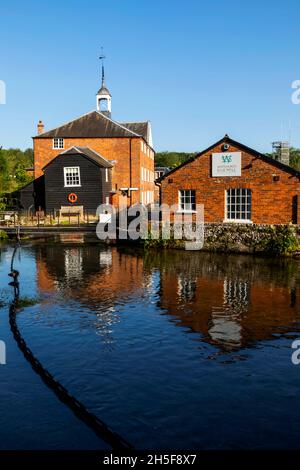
[203,223,300,255]
[143,223,300,256]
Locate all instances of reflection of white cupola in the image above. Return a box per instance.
[96,49,111,118]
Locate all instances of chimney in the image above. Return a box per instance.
[272,141,290,166]
[37,120,44,135]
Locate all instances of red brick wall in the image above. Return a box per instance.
[161,141,300,224]
[33,136,155,206]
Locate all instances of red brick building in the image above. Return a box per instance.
[20,64,155,213]
[159,135,300,224]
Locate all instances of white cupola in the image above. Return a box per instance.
[96,49,111,117]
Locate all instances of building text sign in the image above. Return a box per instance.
[212,152,241,177]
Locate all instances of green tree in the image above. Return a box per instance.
[0,149,9,193]
[289,148,300,170]
[155,151,196,169]
[266,148,300,171]
[15,166,32,186]
[0,147,34,201]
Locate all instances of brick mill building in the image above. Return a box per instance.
[19,62,155,213]
[159,135,300,224]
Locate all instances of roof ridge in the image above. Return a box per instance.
[120,120,148,124]
[158,136,300,181]
[60,145,81,154]
[42,145,114,169]
[33,110,98,138]
[74,145,111,161]
[96,111,141,137]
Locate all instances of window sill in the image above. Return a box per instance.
[64,185,82,188]
[223,219,253,224]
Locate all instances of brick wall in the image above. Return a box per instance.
[161,140,300,224]
[33,136,155,207]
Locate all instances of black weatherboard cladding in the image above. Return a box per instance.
[44,152,111,212]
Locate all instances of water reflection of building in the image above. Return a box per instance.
[35,246,300,352]
[36,245,148,343]
[209,279,250,348]
[158,252,300,351]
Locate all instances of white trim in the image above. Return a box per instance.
[60,146,81,155]
[52,137,64,149]
[63,166,81,187]
[225,188,252,222]
[178,189,196,212]
[96,94,111,113]
[223,219,253,224]
[97,111,142,137]
[60,146,113,167]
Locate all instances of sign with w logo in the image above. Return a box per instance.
[212,152,241,177]
[222,155,232,163]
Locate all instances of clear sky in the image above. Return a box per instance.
[1,0,300,153]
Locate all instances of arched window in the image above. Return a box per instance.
[226,188,251,221]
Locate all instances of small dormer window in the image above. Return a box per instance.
[53,138,64,149]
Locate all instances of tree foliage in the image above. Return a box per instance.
[266,148,300,170]
[157,149,300,171]
[155,151,196,169]
[0,147,33,196]
[289,148,300,170]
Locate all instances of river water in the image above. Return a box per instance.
[0,240,299,449]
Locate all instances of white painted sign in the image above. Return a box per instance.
[212,152,241,177]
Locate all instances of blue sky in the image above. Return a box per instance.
[1,0,300,153]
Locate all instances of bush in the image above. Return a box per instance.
[261,225,299,255]
[0,230,8,240]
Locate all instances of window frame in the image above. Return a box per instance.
[178,189,196,213]
[63,166,81,188]
[224,188,252,223]
[53,138,64,149]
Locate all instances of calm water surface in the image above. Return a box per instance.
[0,240,300,449]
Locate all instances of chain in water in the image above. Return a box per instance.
[8,240,134,450]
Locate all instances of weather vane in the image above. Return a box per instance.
[99,47,106,83]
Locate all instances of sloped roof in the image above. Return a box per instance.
[35,111,142,140]
[158,135,300,181]
[120,121,149,142]
[42,146,114,169]
[97,84,111,96]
